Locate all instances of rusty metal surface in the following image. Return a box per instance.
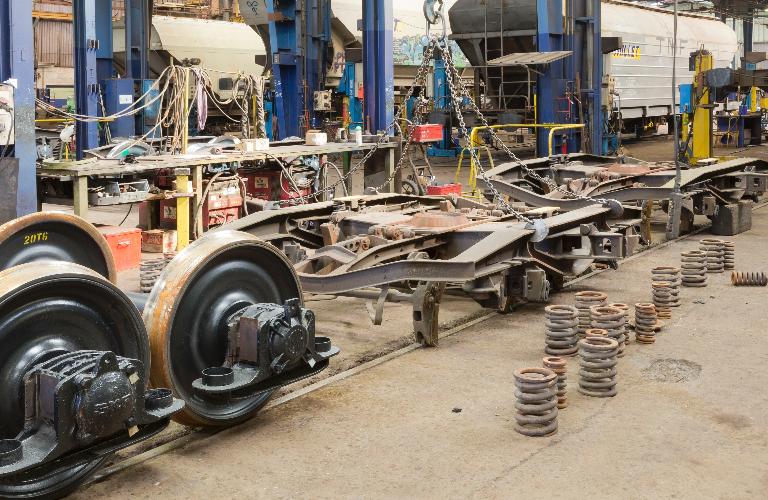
[730,271,768,287]
[0,212,117,283]
[513,367,559,437]
[577,337,619,398]
[143,230,302,427]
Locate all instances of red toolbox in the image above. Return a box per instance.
[409,124,443,143]
[96,225,142,272]
[426,183,462,196]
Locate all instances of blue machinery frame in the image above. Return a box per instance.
[536,0,602,157]
[0,0,36,216]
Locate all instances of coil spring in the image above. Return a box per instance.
[140,257,167,293]
[585,328,608,339]
[577,337,619,398]
[731,271,768,287]
[574,291,608,337]
[609,303,630,346]
[723,241,735,270]
[700,239,725,274]
[634,303,658,344]
[514,367,559,437]
[652,281,674,319]
[544,305,579,356]
[590,305,627,358]
[651,267,681,307]
[680,250,707,288]
[543,357,568,409]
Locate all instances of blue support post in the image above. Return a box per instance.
[363,0,394,134]
[0,0,36,216]
[267,0,300,139]
[74,0,100,158]
[536,0,565,156]
[95,0,114,82]
[124,0,150,80]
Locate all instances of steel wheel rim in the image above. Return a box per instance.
[0,212,116,283]
[0,262,147,497]
[144,231,303,427]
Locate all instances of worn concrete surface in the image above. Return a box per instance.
[73,207,768,497]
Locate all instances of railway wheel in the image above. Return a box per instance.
[144,231,305,427]
[0,262,149,498]
[0,212,116,282]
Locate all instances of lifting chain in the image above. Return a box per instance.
[436,42,618,211]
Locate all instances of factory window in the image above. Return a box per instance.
[219,77,234,91]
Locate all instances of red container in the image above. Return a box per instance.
[426,183,462,196]
[96,225,142,272]
[410,124,443,143]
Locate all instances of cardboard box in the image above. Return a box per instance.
[142,229,178,253]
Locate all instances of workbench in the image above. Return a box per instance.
[36,141,398,236]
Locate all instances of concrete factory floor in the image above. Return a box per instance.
[60,138,768,498]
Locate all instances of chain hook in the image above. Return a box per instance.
[423,0,447,42]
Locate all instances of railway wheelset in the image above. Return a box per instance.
[0,213,339,498]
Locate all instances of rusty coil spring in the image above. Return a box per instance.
[543,356,568,409]
[590,305,627,358]
[513,367,559,437]
[140,257,168,293]
[544,305,579,356]
[731,271,768,287]
[680,250,707,288]
[700,239,725,273]
[651,281,674,319]
[577,336,619,398]
[609,302,631,346]
[574,291,608,337]
[585,328,608,338]
[723,241,735,270]
[651,267,680,307]
[634,303,658,344]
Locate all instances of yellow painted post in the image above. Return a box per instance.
[175,168,191,250]
[175,67,192,250]
[691,51,714,162]
[750,86,758,113]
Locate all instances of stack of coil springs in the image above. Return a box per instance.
[574,291,608,337]
[680,250,707,287]
[590,305,627,357]
[609,303,630,346]
[634,303,658,344]
[731,271,768,287]
[544,305,579,356]
[651,267,680,308]
[577,337,619,398]
[700,239,725,273]
[513,367,559,437]
[139,253,176,293]
[543,356,568,409]
[651,281,674,319]
[723,241,735,270]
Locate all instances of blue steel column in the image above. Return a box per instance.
[0,0,36,215]
[74,0,100,158]
[589,0,602,155]
[363,0,394,134]
[124,0,150,80]
[536,0,564,156]
[743,12,754,59]
[95,0,114,82]
[267,0,300,139]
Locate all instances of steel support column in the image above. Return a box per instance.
[0,0,36,217]
[95,0,114,82]
[535,0,565,156]
[743,11,754,60]
[363,0,394,134]
[73,0,100,158]
[267,0,301,139]
[124,0,151,80]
